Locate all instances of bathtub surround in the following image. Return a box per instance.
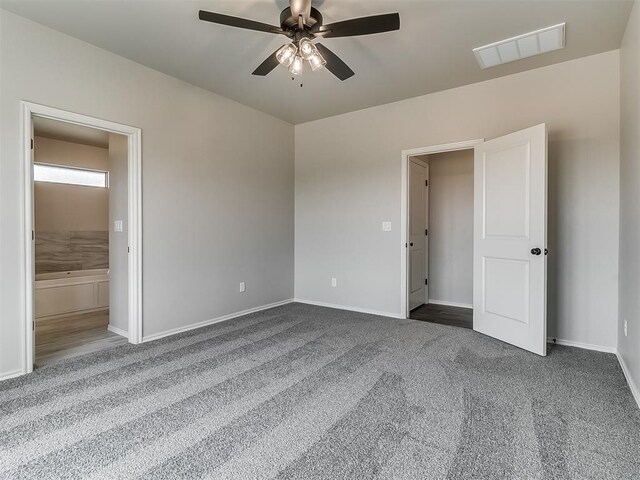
[35,269,109,319]
[35,231,109,274]
[0,303,638,478]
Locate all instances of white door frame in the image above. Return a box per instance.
[20,101,143,374]
[400,139,484,319]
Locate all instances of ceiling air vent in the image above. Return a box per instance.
[473,23,566,69]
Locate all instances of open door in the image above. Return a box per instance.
[473,124,547,356]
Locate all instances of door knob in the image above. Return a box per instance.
[531,248,542,256]
[410,242,414,247]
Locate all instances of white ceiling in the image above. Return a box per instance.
[1,0,633,124]
[34,117,110,148]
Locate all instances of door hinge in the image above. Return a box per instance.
[32,321,35,331]
[32,230,34,241]
[425,180,428,187]
[425,229,428,236]
[31,139,34,150]
[425,278,428,285]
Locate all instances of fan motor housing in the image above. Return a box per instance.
[280,7,323,31]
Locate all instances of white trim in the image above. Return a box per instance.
[142,299,294,343]
[546,337,617,354]
[617,352,640,409]
[293,298,405,319]
[20,101,143,377]
[400,139,484,319]
[428,299,473,309]
[107,324,129,338]
[0,369,25,382]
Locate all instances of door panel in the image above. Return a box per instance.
[483,257,529,324]
[409,160,426,311]
[473,124,547,356]
[483,144,530,239]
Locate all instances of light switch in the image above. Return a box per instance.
[382,221,392,232]
[114,220,123,232]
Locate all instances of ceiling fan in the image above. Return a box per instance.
[198,0,400,81]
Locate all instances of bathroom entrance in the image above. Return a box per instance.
[32,118,128,365]
[21,102,143,373]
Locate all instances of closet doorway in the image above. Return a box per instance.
[407,148,475,329]
[401,125,549,356]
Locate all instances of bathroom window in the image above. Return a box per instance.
[34,163,109,188]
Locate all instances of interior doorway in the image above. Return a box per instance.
[32,119,127,365]
[401,125,548,356]
[21,102,143,374]
[406,147,476,329]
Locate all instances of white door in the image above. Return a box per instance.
[409,159,427,311]
[473,124,547,356]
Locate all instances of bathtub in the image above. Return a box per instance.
[35,268,109,319]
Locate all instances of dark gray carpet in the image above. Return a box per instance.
[1,303,638,479]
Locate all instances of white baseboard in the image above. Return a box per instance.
[0,369,25,382]
[617,352,640,409]
[428,299,473,309]
[142,299,294,343]
[293,299,404,319]
[107,324,129,338]
[547,337,617,354]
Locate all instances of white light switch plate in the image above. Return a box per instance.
[382,221,392,232]
[239,282,246,293]
[114,220,123,232]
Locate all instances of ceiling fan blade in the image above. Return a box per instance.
[290,0,312,24]
[199,10,285,35]
[252,50,280,76]
[315,43,355,81]
[315,13,400,38]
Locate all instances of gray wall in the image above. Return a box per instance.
[619,0,640,398]
[426,150,474,306]
[295,50,620,349]
[0,11,294,377]
[108,134,128,334]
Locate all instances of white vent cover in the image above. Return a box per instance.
[473,23,566,69]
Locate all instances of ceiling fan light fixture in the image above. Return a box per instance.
[276,43,298,67]
[289,55,304,75]
[298,38,317,61]
[308,51,326,71]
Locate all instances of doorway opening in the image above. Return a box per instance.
[401,125,548,356]
[409,149,474,329]
[21,102,142,374]
[403,142,480,329]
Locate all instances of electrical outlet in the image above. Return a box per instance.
[239,282,246,293]
[331,277,337,288]
[624,319,628,337]
[382,221,392,232]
